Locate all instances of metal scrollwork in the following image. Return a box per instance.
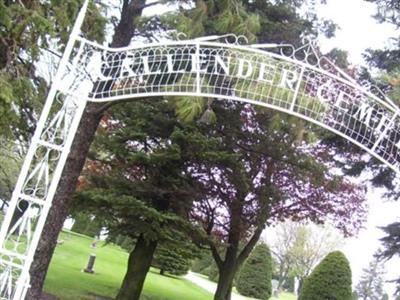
[0,9,399,299]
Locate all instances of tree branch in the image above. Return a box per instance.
[138,1,161,10]
[209,242,223,269]
[237,226,264,266]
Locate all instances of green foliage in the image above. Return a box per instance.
[0,0,107,139]
[207,263,219,283]
[73,99,207,300]
[173,0,260,42]
[191,250,215,275]
[378,222,400,261]
[75,100,201,241]
[152,229,200,276]
[153,244,192,276]
[120,236,135,252]
[0,140,21,201]
[172,96,207,123]
[298,251,352,300]
[236,243,273,299]
[71,212,102,238]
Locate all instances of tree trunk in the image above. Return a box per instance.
[116,235,158,300]
[27,1,148,299]
[214,261,236,300]
[27,102,104,300]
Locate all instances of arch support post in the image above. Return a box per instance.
[0,1,89,299]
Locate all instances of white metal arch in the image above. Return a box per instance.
[0,1,399,299]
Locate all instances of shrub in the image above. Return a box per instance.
[298,251,352,300]
[236,243,272,299]
[192,251,215,275]
[208,263,219,282]
[153,245,191,276]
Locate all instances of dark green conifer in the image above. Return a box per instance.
[298,251,352,300]
[236,243,273,299]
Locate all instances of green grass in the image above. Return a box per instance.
[44,230,296,300]
[44,231,213,300]
[141,271,212,300]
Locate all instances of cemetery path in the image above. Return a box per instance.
[184,272,250,300]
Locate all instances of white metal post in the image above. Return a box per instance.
[0,1,89,299]
[196,43,201,95]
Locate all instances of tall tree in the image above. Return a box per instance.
[365,0,399,73]
[269,221,344,290]
[0,2,107,299]
[356,256,386,300]
[362,1,400,295]
[26,1,183,298]
[377,222,400,295]
[172,2,367,300]
[73,99,204,300]
[187,101,366,300]
[0,0,106,140]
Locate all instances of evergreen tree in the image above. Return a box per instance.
[356,256,386,300]
[0,2,106,297]
[74,99,204,300]
[362,1,400,295]
[377,222,400,295]
[70,212,102,238]
[153,238,198,276]
[153,247,190,276]
[119,236,135,252]
[25,1,187,298]
[236,243,273,299]
[364,0,399,72]
[0,0,106,140]
[382,293,389,300]
[298,251,352,300]
[192,250,216,275]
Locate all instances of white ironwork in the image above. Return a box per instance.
[0,1,89,298]
[0,2,400,299]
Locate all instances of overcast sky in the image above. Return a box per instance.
[317,0,397,65]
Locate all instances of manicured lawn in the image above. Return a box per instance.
[44,231,213,300]
[43,230,296,300]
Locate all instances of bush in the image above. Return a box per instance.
[153,245,191,276]
[298,251,352,300]
[191,251,215,275]
[236,243,272,299]
[71,213,102,238]
[208,263,219,282]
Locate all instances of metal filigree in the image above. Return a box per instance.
[0,5,400,300]
[0,1,90,299]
